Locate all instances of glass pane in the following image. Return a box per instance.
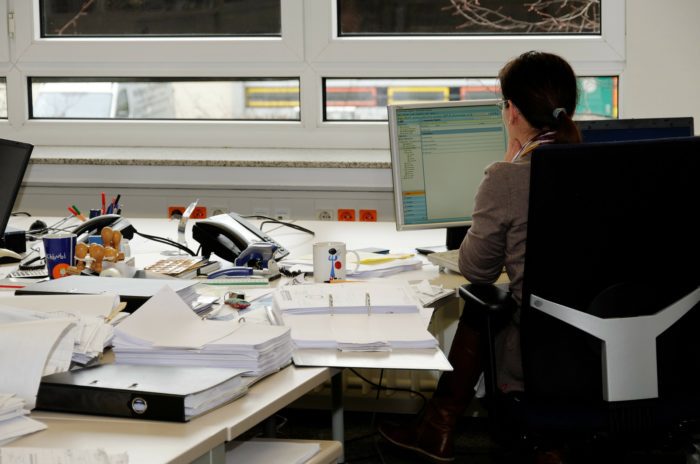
[40,0,280,37]
[0,79,6,119]
[339,0,601,36]
[30,78,300,120]
[324,76,617,121]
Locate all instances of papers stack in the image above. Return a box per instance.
[282,311,438,352]
[112,287,292,377]
[0,317,76,444]
[0,294,122,365]
[15,276,218,315]
[0,394,47,446]
[0,448,128,464]
[272,281,422,315]
[227,439,321,464]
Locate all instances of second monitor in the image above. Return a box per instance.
[388,99,507,247]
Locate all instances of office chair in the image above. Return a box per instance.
[459,137,700,462]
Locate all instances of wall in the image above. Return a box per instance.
[622,0,700,123]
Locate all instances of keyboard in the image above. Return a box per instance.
[426,249,461,274]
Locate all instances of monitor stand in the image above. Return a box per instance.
[446,225,470,250]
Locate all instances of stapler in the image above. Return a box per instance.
[234,242,278,270]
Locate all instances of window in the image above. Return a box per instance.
[338,0,601,36]
[29,77,300,120]
[40,0,281,37]
[325,77,618,121]
[0,0,625,150]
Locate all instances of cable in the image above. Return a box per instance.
[133,230,197,256]
[242,215,315,236]
[348,367,428,409]
[10,211,31,217]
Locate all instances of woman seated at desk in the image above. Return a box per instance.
[379,50,582,463]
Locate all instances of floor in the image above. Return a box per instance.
[241,408,513,464]
[237,407,699,464]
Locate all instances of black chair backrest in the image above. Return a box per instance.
[521,137,700,403]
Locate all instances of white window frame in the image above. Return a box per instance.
[0,0,625,151]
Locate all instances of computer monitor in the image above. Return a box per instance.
[389,99,506,247]
[576,117,694,143]
[0,138,34,234]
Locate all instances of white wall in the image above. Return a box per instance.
[622,0,700,124]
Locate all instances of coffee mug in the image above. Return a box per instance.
[313,242,360,282]
[43,233,77,279]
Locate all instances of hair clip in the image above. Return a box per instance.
[552,107,567,119]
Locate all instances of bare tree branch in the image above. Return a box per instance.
[55,0,96,36]
[445,0,600,33]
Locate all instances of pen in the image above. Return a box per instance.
[114,194,121,211]
[101,192,106,214]
[67,206,86,222]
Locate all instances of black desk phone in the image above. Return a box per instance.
[72,214,136,243]
[192,212,289,263]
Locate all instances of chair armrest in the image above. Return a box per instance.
[459,283,516,316]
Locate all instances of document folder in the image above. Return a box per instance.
[35,364,249,422]
[15,275,199,312]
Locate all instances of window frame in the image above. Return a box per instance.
[0,0,625,150]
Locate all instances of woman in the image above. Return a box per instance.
[379,50,581,463]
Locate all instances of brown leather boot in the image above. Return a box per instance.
[379,322,483,462]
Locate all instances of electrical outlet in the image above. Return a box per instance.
[168,206,207,219]
[210,206,227,216]
[316,209,334,221]
[274,208,291,220]
[359,209,377,222]
[252,207,270,218]
[337,208,356,221]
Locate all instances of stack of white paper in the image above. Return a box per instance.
[112,287,292,377]
[0,448,128,464]
[282,311,438,352]
[272,281,423,315]
[0,318,76,411]
[0,394,47,446]
[227,439,320,464]
[0,294,121,365]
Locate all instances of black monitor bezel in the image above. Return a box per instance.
[0,138,34,234]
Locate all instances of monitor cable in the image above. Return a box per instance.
[242,215,315,236]
[132,230,197,256]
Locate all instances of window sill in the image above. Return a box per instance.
[26,146,393,191]
[30,146,391,169]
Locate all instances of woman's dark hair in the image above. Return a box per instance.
[499,50,581,144]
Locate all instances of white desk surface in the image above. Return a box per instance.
[1,217,488,463]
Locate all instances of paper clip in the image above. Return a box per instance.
[328,293,334,316]
[366,292,371,316]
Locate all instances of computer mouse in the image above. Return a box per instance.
[29,219,48,234]
[0,247,22,264]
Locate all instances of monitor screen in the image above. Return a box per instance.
[576,117,694,143]
[0,138,34,234]
[389,99,506,231]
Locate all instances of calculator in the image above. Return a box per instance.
[8,268,49,279]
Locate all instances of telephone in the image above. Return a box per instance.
[72,214,136,243]
[192,212,289,264]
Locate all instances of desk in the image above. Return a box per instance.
[9,366,335,464]
[2,217,499,463]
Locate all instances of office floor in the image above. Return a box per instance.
[247,408,508,464]
[243,408,698,464]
